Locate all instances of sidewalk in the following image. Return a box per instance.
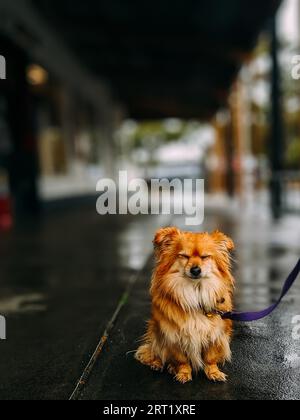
[77,207,300,401]
[0,207,169,400]
[0,200,299,400]
[78,261,300,400]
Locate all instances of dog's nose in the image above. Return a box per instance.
[190,266,201,278]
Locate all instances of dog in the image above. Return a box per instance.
[135,227,235,383]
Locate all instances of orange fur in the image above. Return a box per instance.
[135,227,235,383]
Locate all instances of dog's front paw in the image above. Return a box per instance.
[175,371,192,384]
[135,345,163,372]
[150,359,164,372]
[205,365,227,382]
[173,364,193,384]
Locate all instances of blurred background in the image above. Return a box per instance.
[0,0,300,220]
[0,0,300,401]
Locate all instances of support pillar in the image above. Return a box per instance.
[270,16,284,219]
[3,40,40,218]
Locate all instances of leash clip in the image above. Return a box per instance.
[206,310,225,318]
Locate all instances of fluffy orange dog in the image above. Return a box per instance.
[135,227,235,384]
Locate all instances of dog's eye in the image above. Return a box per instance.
[201,255,211,260]
[179,254,190,259]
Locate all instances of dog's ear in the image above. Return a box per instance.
[153,227,181,250]
[211,231,235,252]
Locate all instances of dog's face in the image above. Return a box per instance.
[154,227,234,282]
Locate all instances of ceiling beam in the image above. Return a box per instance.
[0,0,112,113]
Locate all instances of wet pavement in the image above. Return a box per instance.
[0,206,169,400]
[0,199,300,400]
[78,262,300,401]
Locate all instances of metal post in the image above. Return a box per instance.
[270,15,284,219]
[5,44,40,218]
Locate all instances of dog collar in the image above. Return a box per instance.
[205,310,225,318]
[199,306,224,318]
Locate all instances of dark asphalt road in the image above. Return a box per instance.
[0,204,299,400]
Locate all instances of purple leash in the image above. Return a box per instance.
[221,258,300,322]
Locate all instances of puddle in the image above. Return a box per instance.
[118,214,171,271]
[0,293,47,314]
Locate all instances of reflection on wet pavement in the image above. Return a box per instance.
[118,214,171,271]
[234,214,300,311]
[0,206,171,400]
[0,199,299,400]
[0,293,46,314]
